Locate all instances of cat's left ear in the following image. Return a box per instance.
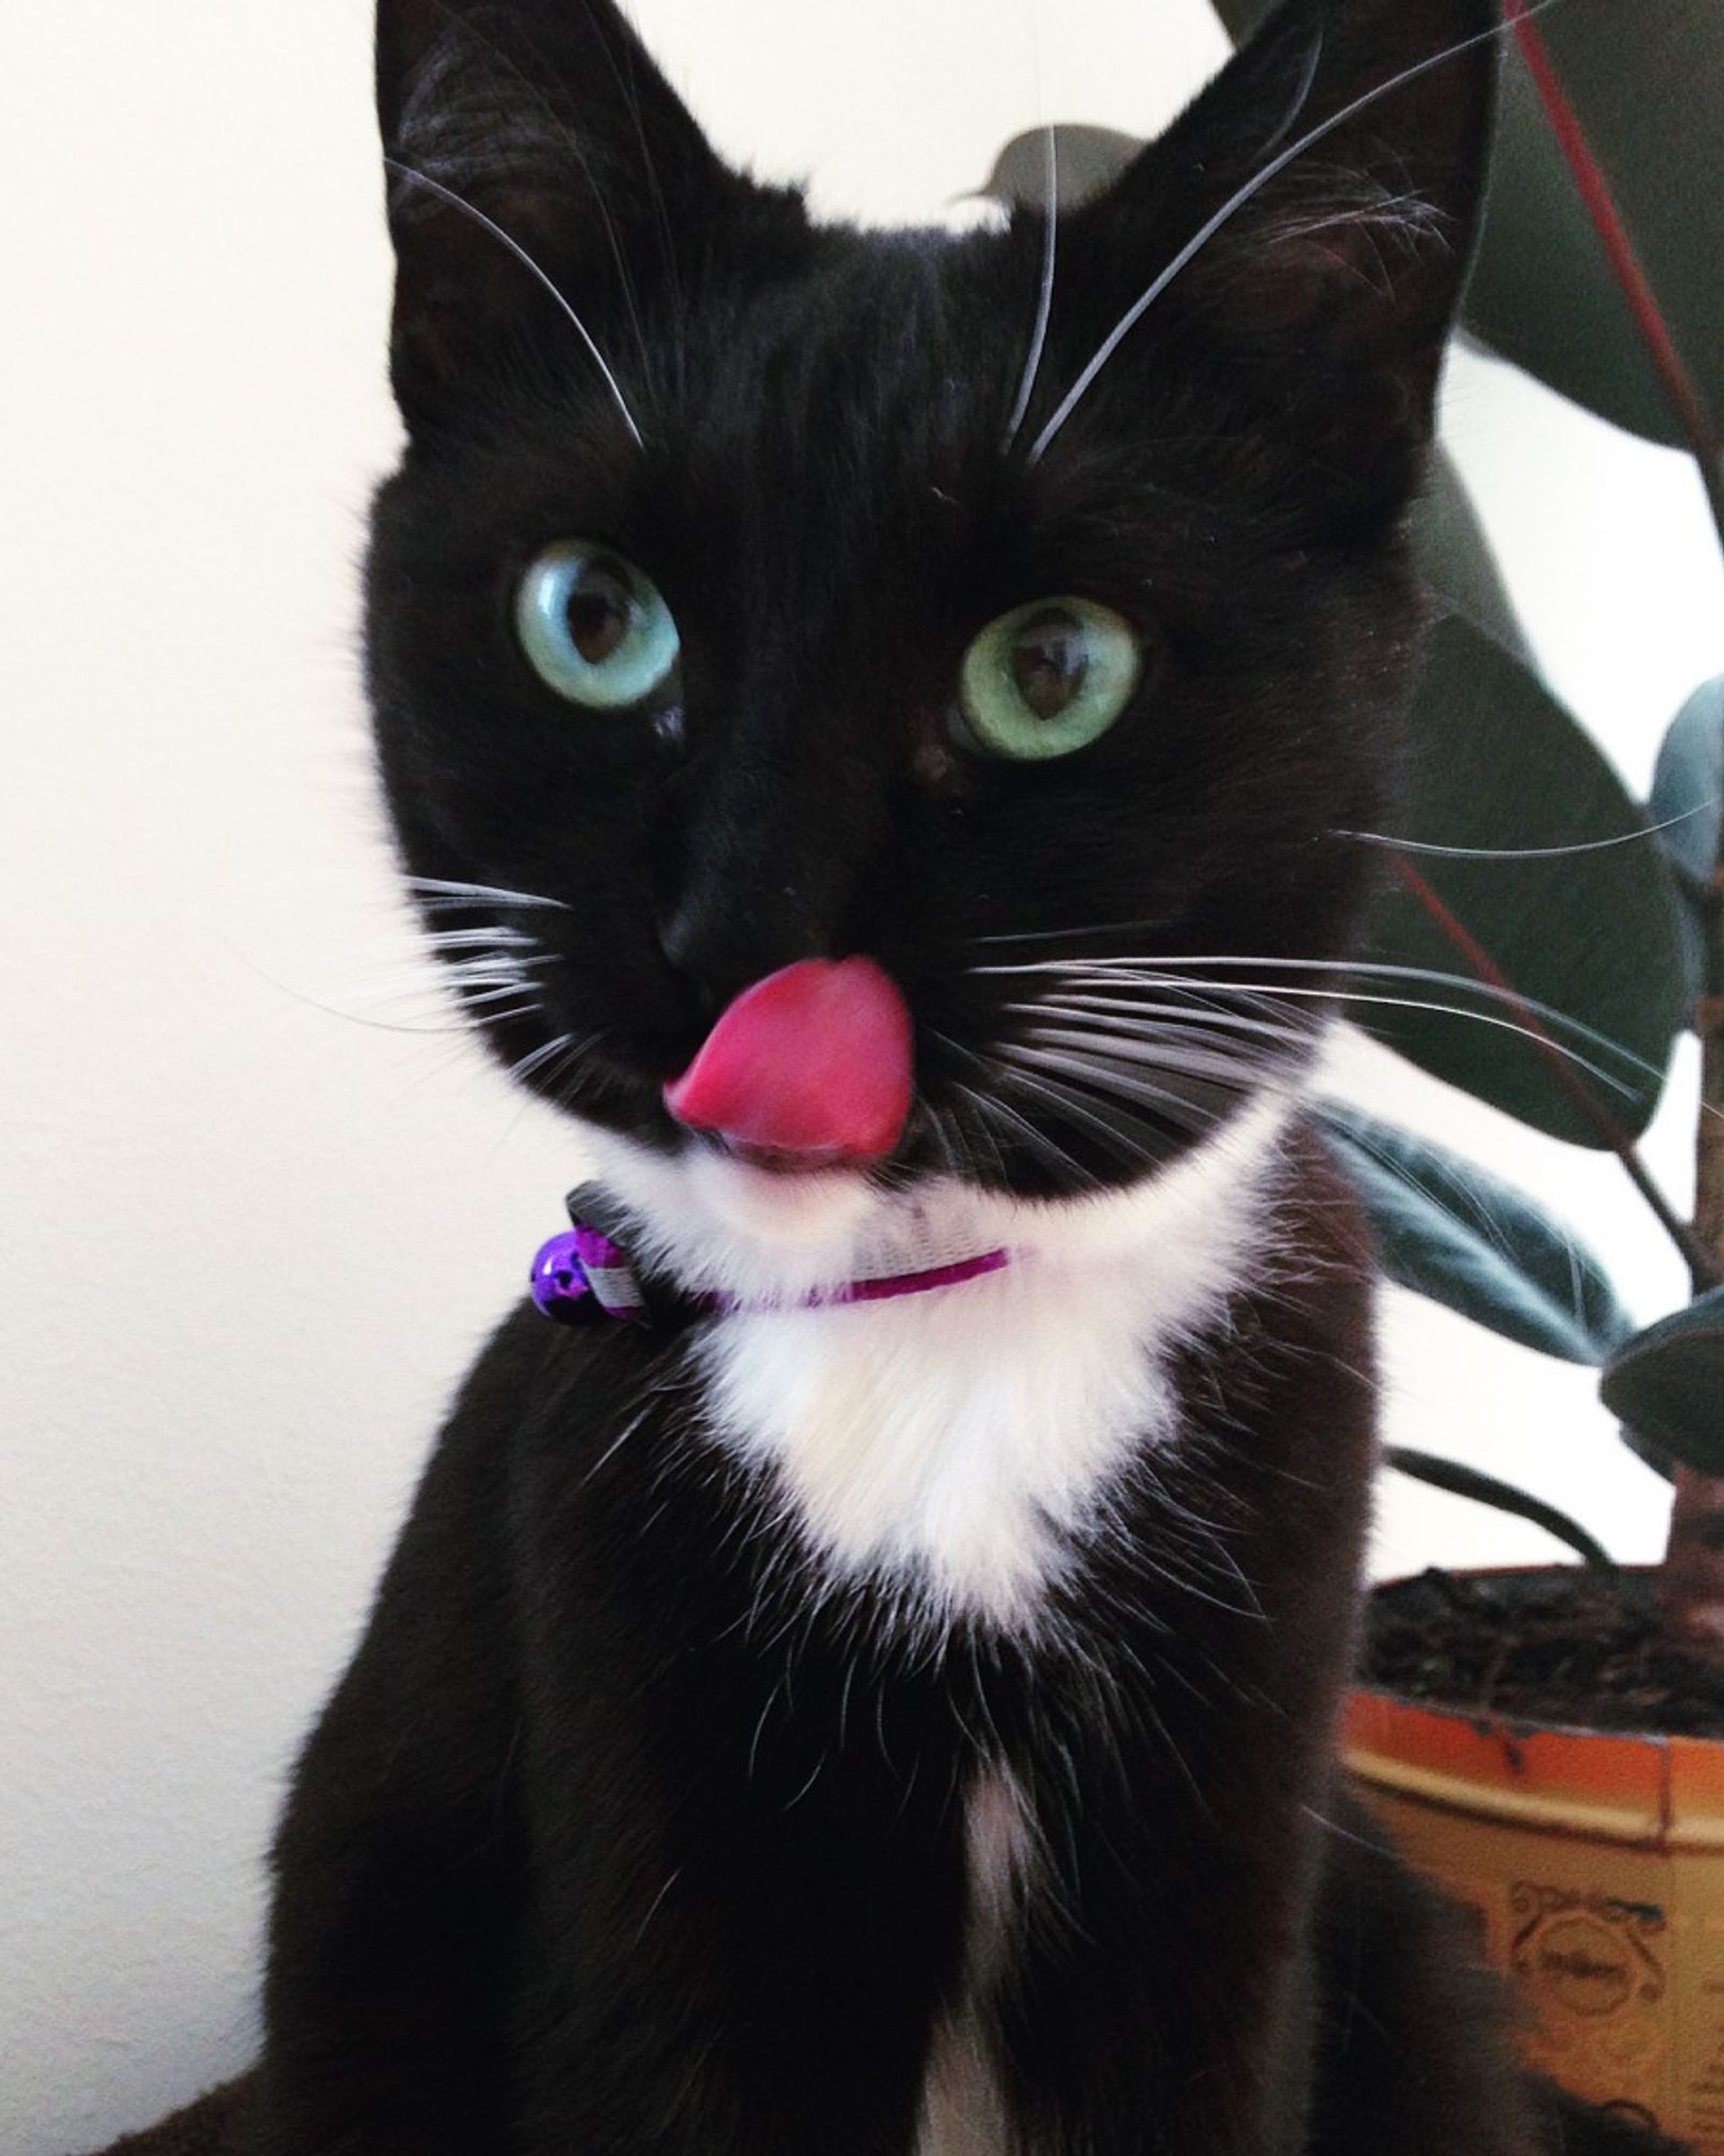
[375,0,748,431]
[1056,0,1498,482]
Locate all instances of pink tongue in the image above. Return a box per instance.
[664,957,912,1162]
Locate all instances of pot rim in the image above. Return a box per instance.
[1352,1567,1724,1852]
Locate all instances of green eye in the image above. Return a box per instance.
[958,596,1144,761]
[515,541,680,709]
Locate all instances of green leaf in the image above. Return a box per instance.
[1210,0,1724,447]
[1600,1290,1724,1474]
[1458,22,1683,447]
[1652,679,1724,888]
[1352,617,1689,1145]
[1649,678,1724,1015]
[1415,450,1533,665]
[1619,1423,1676,1486]
[1468,0,1724,450]
[1317,1101,1636,1363]
[971,124,1140,214]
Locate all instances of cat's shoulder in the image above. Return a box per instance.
[427,1287,682,1480]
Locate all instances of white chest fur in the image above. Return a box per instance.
[585,1101,1291,2152]
[702,1105,1285,1627]
[913,1766,1037,2156]
[703,1250,1170,1626]
[593,1097,1289,1631]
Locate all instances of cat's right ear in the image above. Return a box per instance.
[375,0,739,433]
[1042,0,1498,507]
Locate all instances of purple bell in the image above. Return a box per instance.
[530,1229,594,1324]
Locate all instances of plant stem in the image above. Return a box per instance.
[1503,1,1724,1630]
[1660,876,1724,1647]
[1505,0,1724,563]
[1388,856,1720,1291]
[1698,984,1724,1291]
[1385,1446,1613,1570]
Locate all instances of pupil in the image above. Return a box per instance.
[566,561,634,664]
[1011,609,1088,720]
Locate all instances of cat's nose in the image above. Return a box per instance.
[653,902,727,1020]
[654,886,817,1021]
[664,957,912,1163]
[653,797,863,1018]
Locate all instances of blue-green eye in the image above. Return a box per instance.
[958,596,1144,761]
[515,541,680,709]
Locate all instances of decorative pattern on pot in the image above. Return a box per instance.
[1346,1685,1724,2150]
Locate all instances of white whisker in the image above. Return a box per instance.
[972,951,1659,1082]
[919,1101,966,1179]
[949,1085,1013,1187]
[541,1040,598,1111]
[1018,1025,1285,1090]
[956,1072,1100,1189]
[579,1404,655,1488]
[506,1031,580,1087]
[930,1022,1090,1181]
[972,920,1167,947]
[1027,9,1544,461]
[406,876,572,911]
[1333,803,1717,860]
[1258,28,1325,155]
[991,1058,1157,1165]
[418,926,541,951]
[1002,125,1059,448]
[456,981,546,1011]
[383,158,645,450]
[1048,972,1641,1101]
[468,1001,543,1030]
[995,1042,1220,1136]
[345,956,543,999]
[441,955,547,978]
[1004,995,1310,1050]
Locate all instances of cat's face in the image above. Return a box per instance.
[366,0,1495,1249]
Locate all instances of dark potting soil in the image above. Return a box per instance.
[1359,1568,1724,1739]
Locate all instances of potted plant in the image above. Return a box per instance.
[985,0,1724,2142]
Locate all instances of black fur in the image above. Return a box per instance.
[210,1,1690,2150]
[365,0,1495,1191]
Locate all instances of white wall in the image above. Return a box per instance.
[4,3,1720,2148]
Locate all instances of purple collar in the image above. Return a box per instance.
[530,1184,1010,1327]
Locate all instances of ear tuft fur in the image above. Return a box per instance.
[374,0,735,430]
[1187,0,1498,377]
[1045,0,1500,493]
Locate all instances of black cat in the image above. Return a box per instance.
[86,0,1691,2151]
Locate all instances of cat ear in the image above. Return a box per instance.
[375,0,736,431]
[1058,0,1498,481]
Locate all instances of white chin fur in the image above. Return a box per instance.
[579,1131,901,1302]
[583,1092,1293,1309]
[681,1147,882,1254]
[581,1094,1299,1631]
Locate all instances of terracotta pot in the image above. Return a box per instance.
[1347,1570,1724,2151]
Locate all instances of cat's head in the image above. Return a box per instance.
[366,0,1496,1280]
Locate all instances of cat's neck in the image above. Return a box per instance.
[590,1095,1301,1633]
[583,1091,1296,1312]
